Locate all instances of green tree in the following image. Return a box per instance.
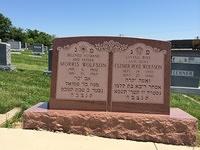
[10,27,27,43]
[0,13,55,46]
[27,38,34,45]
[0,13,12,41]
[26,29,54,47]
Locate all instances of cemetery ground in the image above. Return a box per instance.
[0,50,199,146]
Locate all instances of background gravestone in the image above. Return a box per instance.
[25,43,28,49]
[171,50,200,88]
[44,46,48,52]
[32,44,44,54]
[28,45,33,50]
[48,49,52,72]
[21,42,28,49]
[8,40,22,51]
[170,39,200,50]
[44,48,52,74]
[0,42,15,70]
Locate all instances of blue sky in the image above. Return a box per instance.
[0,0,199,40]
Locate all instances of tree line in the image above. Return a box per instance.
[0,13,54,47]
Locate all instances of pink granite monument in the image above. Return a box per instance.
[23,36,198,146]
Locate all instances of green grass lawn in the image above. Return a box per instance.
[0,50,50,114]
[171,93,200,129]
[0,50,200,145]
[186,94,200,103]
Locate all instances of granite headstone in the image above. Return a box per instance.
[44,46,48,52]
[8,40,22,51]
[171,50,200,88]
[48,48,52,72]
[0,42,14,70]
[49,37,171,114]
[44,48,52,74]
[23,37,198,146]
[32,44,44,54]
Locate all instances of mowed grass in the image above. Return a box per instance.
[187,94,200,103]
[171,93,200,129]
[171,93,200,146]
[12,50,48,71]
[0,50,50,114]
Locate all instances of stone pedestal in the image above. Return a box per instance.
[23,102,198,146]
[43,70,52,75]
[0,65,15,71]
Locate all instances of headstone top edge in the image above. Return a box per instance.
[56,40,168,54]
[53,36,171,45]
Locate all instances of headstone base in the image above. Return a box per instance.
[23,102,198,146]
[171,86,200,95]
[32,52,45,55]
[0,65,16,71]
[28,55,42,58]
[43,70,52,75]
[11,51,21,55]
[11,49,24,52]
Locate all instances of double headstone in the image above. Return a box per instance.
[32,44,44,55]
[49,37,171,114]
[23,37,198,146]
[0,42,15,70]
[171,50,200,88]
[8,40,22,51]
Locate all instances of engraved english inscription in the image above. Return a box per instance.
[112,43,166,104]
[56,42,109,101]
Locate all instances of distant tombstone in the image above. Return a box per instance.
[171,50,200,87]
[32,44,44,55]
[8,40,22,51]
[24,43,28,49]
[44,46,48,52]
[28,45,33,50]
[21,42,28,49]
[0,39,2,42]
[44,48,52,74]
[48,49,52,72]
[0,42,15,70]
[25,43,28,49]
[49,37,171,114]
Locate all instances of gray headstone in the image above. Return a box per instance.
[44,48,52,74]
[32,44,44,54]
[44,46,48,52]
[21,42,28,49]
[8,40,22,51]
[25,43,28,49]
[171,50,200,88]
[48,49,52,71]
[0,42,14,70]
[28,45,33,50]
